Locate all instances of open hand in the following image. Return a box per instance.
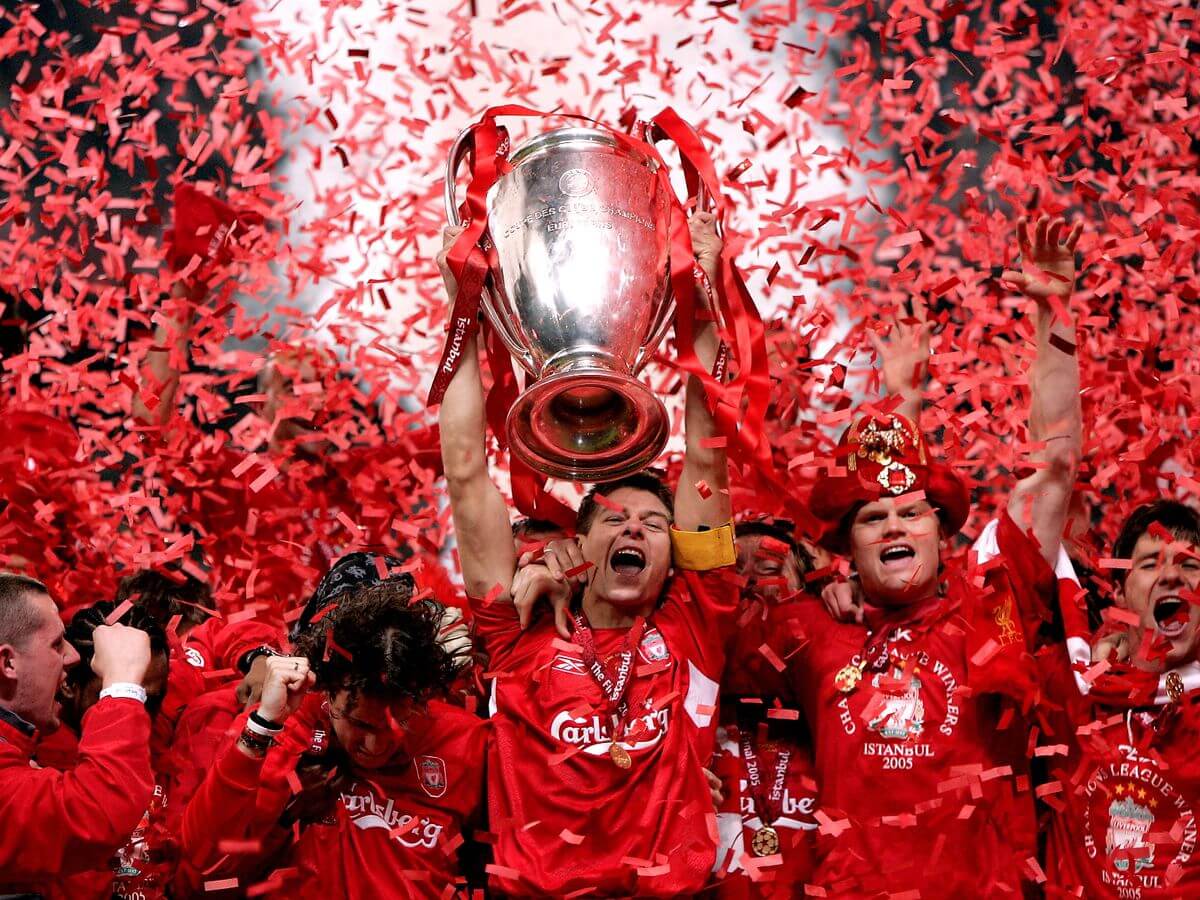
[1001,215,1082,303]
[868,304,933,400]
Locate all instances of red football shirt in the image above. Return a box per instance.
[1033,550,1200,897]
[780,513,1051,898]
[475,566,739,897]
[710,718,817,899]
[179,693,486,899]
[1045,697,1200,899]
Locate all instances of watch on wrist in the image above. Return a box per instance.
[238,644,280,675]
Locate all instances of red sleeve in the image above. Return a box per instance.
[993,511,1060,643]
[0,698,154,878]
[657,566,741,679]
[185,616,285,674]
[469,592,526,671]
[163,688,241,837]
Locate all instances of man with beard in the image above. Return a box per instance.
[0,573,155,896]
[438,212,739,897]
[1038,500,1200,897]
[778,215,1084,897]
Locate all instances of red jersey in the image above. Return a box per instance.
[710,719,817,898]
[1033,543,1200,897]
[1045,697,1200,899]
[35,713,178,899]
[164,684,242,836]
[474,565,739,897]
[179,693,486,899]
[0,698,154,897]
[781,513,1053,898]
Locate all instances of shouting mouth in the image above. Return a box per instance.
[879,543,916,570]
[610,546,647,580]
[1153,596,1190,639]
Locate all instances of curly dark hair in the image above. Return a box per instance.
[116,568,213,630]
[290,575,459,704]
[64,600,170,693]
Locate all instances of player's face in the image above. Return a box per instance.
[328,690,413,770]
[1117,533,1200,667]
[736,534,802,604]
[849,497,941,607]
[579,487,673,611]
[2,592,80,733]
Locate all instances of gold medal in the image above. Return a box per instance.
[750,825,780,857]
[609,742,632,769]
[1166,670,1185,703]
[834,663,863,693]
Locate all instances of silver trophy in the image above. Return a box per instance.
[445,125,677,482]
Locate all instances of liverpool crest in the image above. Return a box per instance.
[416,755,448,798]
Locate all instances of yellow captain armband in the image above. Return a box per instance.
[670,522,736,571]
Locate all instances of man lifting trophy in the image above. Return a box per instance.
[435,110,760,897]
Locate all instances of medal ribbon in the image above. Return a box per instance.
[571,614,647,741]
[739,728,792,828]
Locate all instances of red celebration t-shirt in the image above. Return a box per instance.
[179,693,486,899]
[778,513,1054,898]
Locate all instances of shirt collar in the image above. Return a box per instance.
[0,704,37,742]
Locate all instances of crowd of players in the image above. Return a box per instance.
[1,186,1197,900]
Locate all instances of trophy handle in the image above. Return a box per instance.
[443,126,473,226]
[480,280,538,375]
[443,127,536,374]
[630,184,719,374]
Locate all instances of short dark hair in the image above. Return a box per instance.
[291,575,459,704]
[512,517,571,540]
[116,569,213,629]
[0,573,50,648]
[64,600,170,692]
[736,520,816,577]
[576,470,674,535]
[1112,501,1200,580]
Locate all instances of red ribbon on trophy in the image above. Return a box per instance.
[428,104,778,522]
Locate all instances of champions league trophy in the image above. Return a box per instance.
[444,125,679,482]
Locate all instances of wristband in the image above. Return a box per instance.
[246,711,284,736]
[99,683,148,705]
[238,728,274,756]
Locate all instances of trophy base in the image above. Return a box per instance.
[507,369,669,482]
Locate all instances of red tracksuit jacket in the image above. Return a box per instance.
[0,697,154,897]
[179,692,487,898]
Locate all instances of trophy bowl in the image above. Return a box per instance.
[446,125,675,482]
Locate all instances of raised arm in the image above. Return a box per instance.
[674,212,732,531]
[132,283,192,425]
[133,185,257,426]
[870,303,933,426]
[436,226,517,600]
[1002,214,1084,565]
